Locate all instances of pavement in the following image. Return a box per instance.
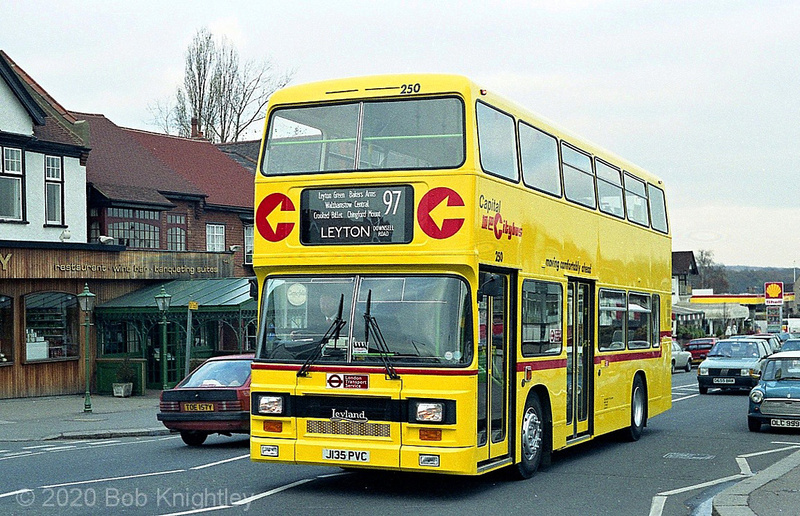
[0,391,799,515]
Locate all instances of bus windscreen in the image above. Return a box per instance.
[262,97,465,175]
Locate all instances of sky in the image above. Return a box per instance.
[3,0,799,269]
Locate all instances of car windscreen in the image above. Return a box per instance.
[781,340,800,352]
[708,340,761,359]
[179,360,252,388]
[761,358,800,381]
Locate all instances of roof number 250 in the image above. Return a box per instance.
[400,83,421,94]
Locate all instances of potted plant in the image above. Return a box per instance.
[112,357,136,397]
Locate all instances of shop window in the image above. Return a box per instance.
[101,321,141,355]
[0,295,12,364]
[24,292,79,361]
[106,208,161,249]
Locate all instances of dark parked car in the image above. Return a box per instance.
[686,337,717,365]
[748,351,800,432]
[157,354,253,446]
[697,338,770,394]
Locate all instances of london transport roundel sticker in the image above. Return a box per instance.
[417,187,465,239]
[256,193,295,242]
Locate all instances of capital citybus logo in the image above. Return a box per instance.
[765,281,784,306]
[256,193,295,242]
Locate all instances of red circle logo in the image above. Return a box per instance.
[417,187,465,239]
[256,193,295,242]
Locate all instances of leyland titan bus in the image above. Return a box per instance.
[249,74,671,479]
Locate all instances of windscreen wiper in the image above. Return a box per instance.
[364,290,400,380]
[297,294,347,377]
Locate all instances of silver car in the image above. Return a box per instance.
[671,341,692,373]
[697,338,771,394]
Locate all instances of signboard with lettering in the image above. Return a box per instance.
[765,281,784,306]
[300,185,414,245]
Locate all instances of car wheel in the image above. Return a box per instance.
[514,393,549,479]
[622,376,646,442]
[699,385,708,394]
[748,417,762,432]
[685,360,692,372]
[180,431,208,446]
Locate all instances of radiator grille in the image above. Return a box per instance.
[306,420,390,437]
[760,399,800,417]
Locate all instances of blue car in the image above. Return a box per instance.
[748,351,800,432]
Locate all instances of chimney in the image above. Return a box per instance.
[191,117,202,138]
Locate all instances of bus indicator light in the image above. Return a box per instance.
[417,187,464,239]
[257,193,295,242]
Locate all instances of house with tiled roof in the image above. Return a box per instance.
[216,139,261,174]
[0,51,257,399]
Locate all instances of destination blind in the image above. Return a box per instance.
[300,185,414,245]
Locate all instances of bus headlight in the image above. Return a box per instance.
[415,402,444,423]
[750,390,764,404]
[258,395,284,415]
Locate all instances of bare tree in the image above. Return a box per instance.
[695,249,730,293]
[149,28,294,143]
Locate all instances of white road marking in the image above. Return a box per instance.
[158,505,231,516]
[0,489,32,499]
[190,454,249,470]
[232,478,315,506]
[40,469,185,488]
[672,393,699,403]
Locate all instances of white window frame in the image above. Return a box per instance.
[206,223,226,252]
[243,225,254,264]
[1,147,23,221]
[45,156,63,225]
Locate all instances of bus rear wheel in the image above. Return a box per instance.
[515,394,547,479]
[623,376,646,442]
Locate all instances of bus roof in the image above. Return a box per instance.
[266,73,663,187]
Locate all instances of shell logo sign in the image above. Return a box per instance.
[764,282,784,306]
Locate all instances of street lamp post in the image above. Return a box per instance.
[155,286,172,391]
[77,283,96,413]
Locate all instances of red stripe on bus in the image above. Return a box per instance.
[515,359,568,372]
[594,349,663,364]
[251,362,477,376]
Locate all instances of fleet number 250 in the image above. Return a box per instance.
[401,83,421,94]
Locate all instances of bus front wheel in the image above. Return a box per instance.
[515,394,548,479]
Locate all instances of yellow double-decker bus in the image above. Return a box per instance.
[249,74,671,479]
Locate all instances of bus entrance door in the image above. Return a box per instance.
[567,279,594,440]
[477,269,513,466]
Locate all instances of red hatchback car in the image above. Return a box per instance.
[686,337,717,365]
[157,354,253,446]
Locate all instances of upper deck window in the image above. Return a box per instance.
[561,143,596,209]
[262,97,464,175]
[519,122,561,196]
[476,102,518,181]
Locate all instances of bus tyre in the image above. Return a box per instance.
[515,394,548,480]
[180,431,208,446]
[624,376,646,442]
